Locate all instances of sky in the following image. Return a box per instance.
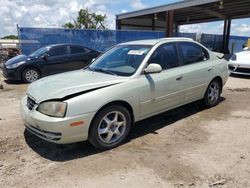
[1,0,250,38]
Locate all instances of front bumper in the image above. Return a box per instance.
[2,65,21,80]
[228,62,250,75]
[20,96,96,144]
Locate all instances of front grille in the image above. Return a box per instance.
[26,125,62,141]
[27,97,36,110]
[235,67,250,73]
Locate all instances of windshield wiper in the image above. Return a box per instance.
[92,68,117,76]
[86,66,94,71]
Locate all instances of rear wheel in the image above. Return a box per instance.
[22,68,40,83]
[89,105,132,150]
[203,79,222,107]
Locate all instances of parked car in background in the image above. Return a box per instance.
[2,44,100,83]
[21,38,228,149]
[229,47,250,75]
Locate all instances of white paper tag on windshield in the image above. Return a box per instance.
[128,50,145,55]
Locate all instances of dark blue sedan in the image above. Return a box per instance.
[3,44,100,83]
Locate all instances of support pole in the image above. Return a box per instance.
[165,10,174,37]
[222,19,227,51]
[152,15,155,30]
[225,18,231,54]
[116,18,121,30]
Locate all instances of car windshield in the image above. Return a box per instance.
[88,45,152,76]
[29,47,48,57]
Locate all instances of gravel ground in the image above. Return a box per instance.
[0,74,250,188]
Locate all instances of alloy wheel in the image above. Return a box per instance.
[25,70,39,82]
[97,111,126,144]
[208,82,220,104]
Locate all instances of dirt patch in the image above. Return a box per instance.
[0,76,250,187]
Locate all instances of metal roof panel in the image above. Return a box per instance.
[116,0,219,19]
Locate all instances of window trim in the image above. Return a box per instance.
[177,41,210,67]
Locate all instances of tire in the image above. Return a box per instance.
[203,79,222,107]
[89,105,132,150]
[22,68,40,83]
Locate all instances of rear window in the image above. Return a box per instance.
[70,46,89,54]
[179,42,209,65]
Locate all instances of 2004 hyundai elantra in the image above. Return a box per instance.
[21,38,228,149]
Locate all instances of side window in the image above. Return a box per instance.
[179,42,209,65]
[148,43,179,70]
[70,46,88,54]
[49,46,67,57]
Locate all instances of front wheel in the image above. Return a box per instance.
[22,68,40,83]
[89,105,132,150]
[203,79,222,107]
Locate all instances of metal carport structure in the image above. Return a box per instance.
[116,0,250,53]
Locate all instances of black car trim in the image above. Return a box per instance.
[61,83,121,101]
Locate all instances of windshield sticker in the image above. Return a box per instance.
[128,50,145,55]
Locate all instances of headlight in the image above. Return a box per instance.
[6,61,26,69]
[37,101,67,118]
[230,54,237,61]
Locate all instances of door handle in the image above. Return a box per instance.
[176,76,183,81]
[208,67,212,71]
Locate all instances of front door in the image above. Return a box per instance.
[42,45,68,76]
[138,42,184,119]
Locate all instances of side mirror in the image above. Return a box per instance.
[91,58,96,63]
[41,53,49,60]
[144,63,162,74]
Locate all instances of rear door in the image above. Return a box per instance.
[42,46,68,76]
[68,46,93,70]
[139,42,185,119]
[177,42,213,103]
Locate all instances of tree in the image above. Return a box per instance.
[1,35,18,39]
[63,9,107,29]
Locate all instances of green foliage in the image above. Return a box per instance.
[63,22,75,29]
[1,35,18,39]
[62,9,107,29]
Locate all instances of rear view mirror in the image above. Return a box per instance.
[144,63,162,74]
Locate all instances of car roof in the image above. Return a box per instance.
[45,44,100,52]
[119,37,194,46]
[46,43,84,48]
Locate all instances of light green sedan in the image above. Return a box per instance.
[20,38,228,149]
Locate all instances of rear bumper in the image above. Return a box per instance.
[20,96,96,144]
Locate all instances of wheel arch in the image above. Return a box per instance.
[210,76,223,92]
[88,100,135,135]
[21,66,41,81]
[203,76,223,99]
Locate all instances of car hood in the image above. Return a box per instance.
[27,70,129,103]
[5,54,35,65]
[231,51,250,65]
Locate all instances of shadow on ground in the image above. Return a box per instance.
[24,98,225,162]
